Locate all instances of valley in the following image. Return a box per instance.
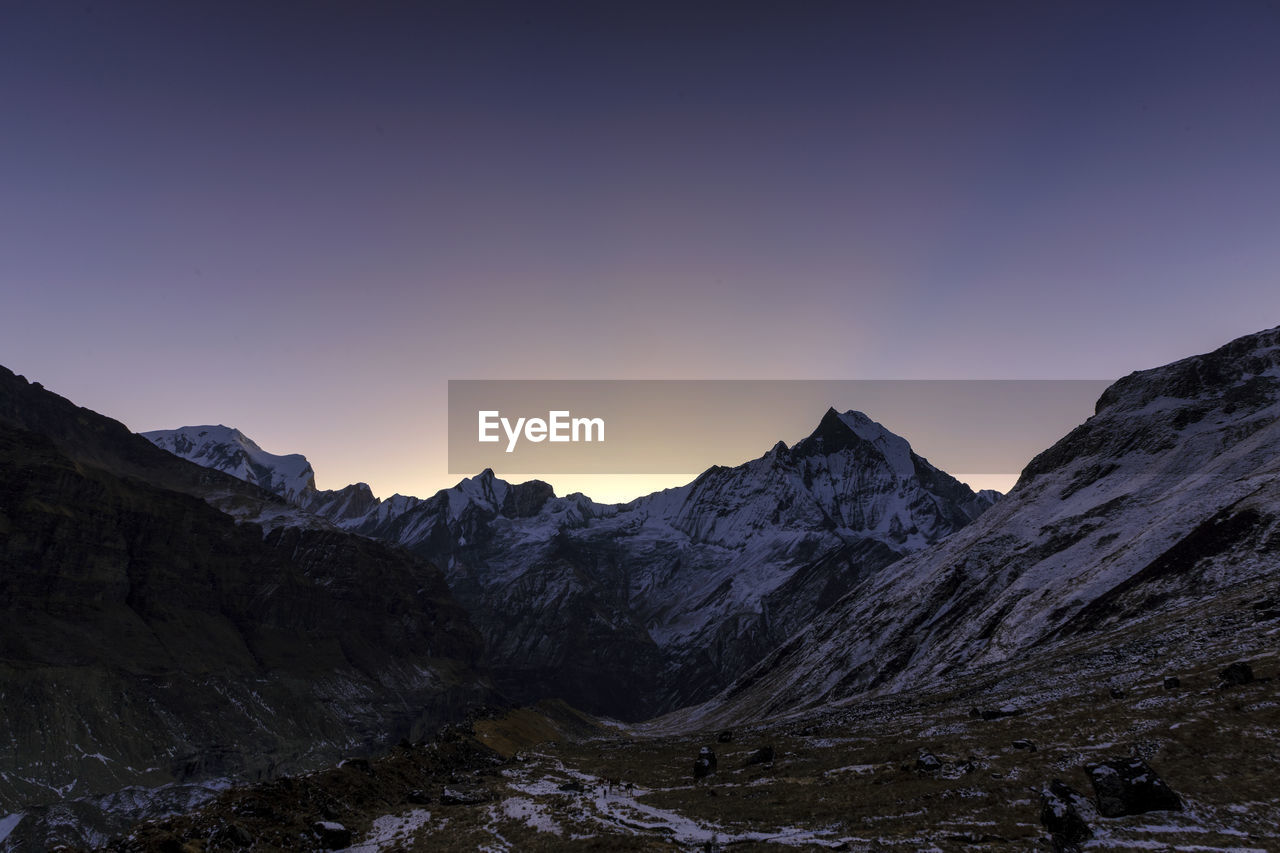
[107,576,1280,851]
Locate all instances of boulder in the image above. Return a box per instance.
[915,751,942,776]
[694,746,718,779]
[1220,661,1254,685]
[1163,676,1180,690]
[313,821,353,849]
[1040,779,1092,853]
[440,786,493,805]
[1012,739,1037,752]
[976,706,1023,721]
[717,729,734,743]
[1085,757,1182,817]
[746,745,775,765]
[212,823,255,848]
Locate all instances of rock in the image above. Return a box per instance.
[557,780,586,793]
[915,751,942,776]
[717,729,734,743]
[1085,757,1183,817]
[694,746,718,779]
[944,833,1010,846]
[440,786,493,805]
[977,706,1023,720]
[1220,661,1254,685]
[746,745,775,765]
[406,788,432,804]
[1040,779,1092,853]
[152,835,186,853]
[1012,739,1037,752]
[1163,676,1180,690]
[314,821,353,849]
[1109,687,1125,699]
[212,822,255,848]
[338,757,372,772]
[1251,598,1280,620]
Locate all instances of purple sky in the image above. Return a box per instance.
[3,1,1280,502]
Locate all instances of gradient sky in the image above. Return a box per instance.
[3,1,1280,502]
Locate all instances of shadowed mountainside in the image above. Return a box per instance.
[0,366,492,839]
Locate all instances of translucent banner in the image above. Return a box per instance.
[447,379,1111,476]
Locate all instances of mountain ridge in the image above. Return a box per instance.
[145,406,999,719]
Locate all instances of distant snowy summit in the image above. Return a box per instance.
[142,408,1000,552]
[142,424,317,505]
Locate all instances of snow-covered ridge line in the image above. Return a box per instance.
[143,406,1000,719]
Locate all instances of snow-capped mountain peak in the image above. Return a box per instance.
[804,408,919,478]
[142,425,317,504]
[447,468,511,519]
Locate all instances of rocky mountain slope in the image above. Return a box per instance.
[679,324,1280,725]
[0,367,491,841]
[148,409,998,720]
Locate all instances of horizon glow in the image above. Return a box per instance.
[3,2,1280,504]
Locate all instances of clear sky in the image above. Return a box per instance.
[3,1,1279,502]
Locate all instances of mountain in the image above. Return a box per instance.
[148,408,998,720]
[683,324,1280,725]
[143,425,317,504]
[23,326,1280,851]
[0,366,491,843]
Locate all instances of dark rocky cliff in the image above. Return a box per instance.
[0,367,491,825]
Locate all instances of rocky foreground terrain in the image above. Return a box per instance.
[98,575,1279,851]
